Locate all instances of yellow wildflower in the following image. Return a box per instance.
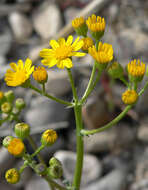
[5,58,34,86]
[89,42,113,64]
[8,138,25,157]
[41,129,58,146]
[5,168,20,184]
[127,59,145,77]
[33,66,48,84]
[82,37,94,51]
[40,35,85,69]
[122,90,138,105]
[86,14,105,32]
[72,17,85,29]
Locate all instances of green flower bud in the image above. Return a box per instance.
[72,17,88,37]
[49,157,62,167]
[15,98,25,110]
[47,164,63,179]
[4,91,15,103]
[35,163,47,175]
[15,123,30,139]
[1,102,12,113]
[108,62,124,79]
[3,136,14,148]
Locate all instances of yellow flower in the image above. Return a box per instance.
[5,58,34,86]
[86,14,105,32]
[72,17,85,29]
[89,42,113,64]
[33,66,48,84]
[0,91,4,100]
[127,59,145,77]
[5,168,20,184]
[82,37,94,51]
[41,129,58,146]
[8,138,25,157]
[40,35,86,69]
[122,90,138,105]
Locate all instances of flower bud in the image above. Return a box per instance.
[122,89,138,105]
[15,98,25,110]
[5,168,20,184]
[41,129,57,146]
[47,164,63,179]
[1,102,12,113]
[33,67,48,84]
[15,123,30,139]
[8,138,25,157]
[4,90,15,103]
[35,163,47,175]
[49,157,62,167]
[3,136,14,148]
[108,62,124,79]
[72,17,88,37]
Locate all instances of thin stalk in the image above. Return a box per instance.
[31,144,45,158]
[119,77,129,88]
[80,68,102,105]
[29,84,72,107]
[42,83,46,94]
[138,81,148,96]
[44,176,67,190]
[72,105,84,190]
[67,68,78,102]
[27,135,45,164]
[81,105,132,135]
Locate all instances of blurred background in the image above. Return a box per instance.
[0,0,148,189]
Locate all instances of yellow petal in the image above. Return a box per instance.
[17,60,24,70]
[10,63,17,71]
[50,40,59,49]
[58,38,66,45]
[73,52,86,57]
[73,40,84,51]
[66,35,73,45]
[40,49,53,58]
[62,58,73,68]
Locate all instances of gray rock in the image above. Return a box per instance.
[0,56,9,77]
[0,147,15,174]
[25,175,50,190]
[0,29,12,56]
[0,182,18,190]
[25,96,69,134]
[131,179,148,190]
[82,169,127,190]
[46,70,71,96]
[84,123,135,153]
[8,12,33,40]
[137,124,148,142]
[54,150,102,186]
[64,7,80,24]
[32,2,62,39]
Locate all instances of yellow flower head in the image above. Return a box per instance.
[5,58,34,87]
[127,59,145,77]
[122,90,138,105]
[5,168,20,184]
[82,37,94,51]
[86,14,105,32]
[89,42,113,64]
[72,17,85,29]
[33,66,48,84]
[0,91,4,100]
[8,138,25,157]
[41,129,58,146]
[40,35,86,69]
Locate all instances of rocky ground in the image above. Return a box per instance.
[1,0,148,189]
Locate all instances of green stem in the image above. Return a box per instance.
[73,104,84,190]
[44,176,67,190]
[81,105,132,135]
[29,84,72,107]
[138,81,148,96]
[42,83,46,94]
[27,136,45,164]
[31,144,45,158]
[67,68,78,102]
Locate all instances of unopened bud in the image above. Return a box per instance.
[5,168,20,184]
[15,123,30,139]
[4,90,15,103]
[41,129,57,146]
[15,98,25,110]
[35,163,47,175]
[47,164,63,179]
[3,136,14,148]
[1,102,12,113]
